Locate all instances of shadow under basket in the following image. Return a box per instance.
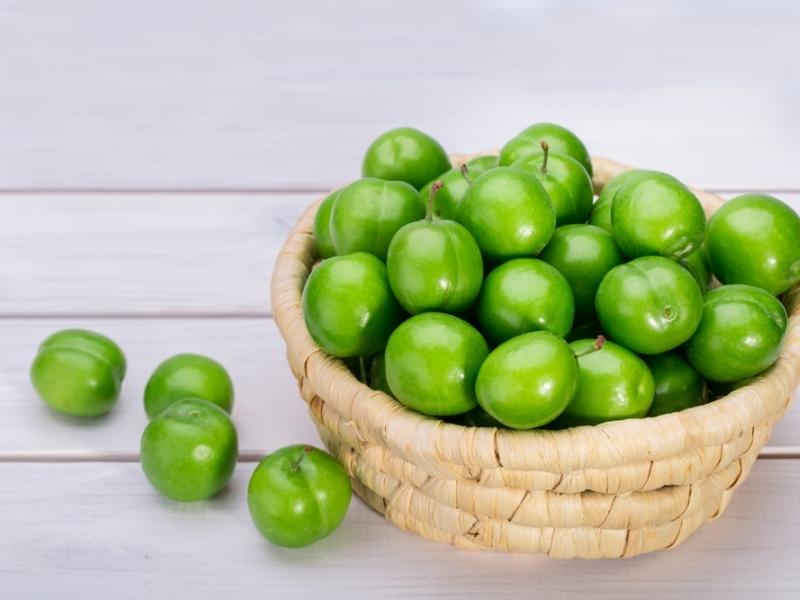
[271,155,800,559]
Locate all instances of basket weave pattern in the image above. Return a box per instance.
[271,156,800,559]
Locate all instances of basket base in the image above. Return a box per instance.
[313,415,758,559]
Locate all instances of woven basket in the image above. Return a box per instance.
[271,155,800,559]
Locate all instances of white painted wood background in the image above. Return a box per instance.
[0,1,798,598]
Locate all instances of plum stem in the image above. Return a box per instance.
[291,445,314,472]
[460,163,472,184]
[358,355,368,384]
[573,335,606,358]
[539,141,549,173]
[426,181,443,222]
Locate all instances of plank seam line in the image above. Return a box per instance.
[0,450,269,463]
[0,187,799,196]
[0,313,273,320]
[1,449,798,463]
[0,188,326,195]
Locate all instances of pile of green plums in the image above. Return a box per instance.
[305,123,799,430]
[31,331,351,548]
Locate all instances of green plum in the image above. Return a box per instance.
[596,256,703,354]
[144,353,234,420]
[498,122,593,176]
[566,319,604,343]
[248,444,351,548]
[362,127,451,189]
[384,312,489,416]
[329,178,424,260]
[457,407,504,428]
[539,224,624,321]
[457,167,556,261]
[302,253,403,358]
[465,155,499,170]
[477,258,574,344]
[706,377,754,399]
[645,351,706,417]
[475,331,578,429]
[706,194,800,295]
[611,171,706,260]
[368,352,392,396]
[30,329,126,417]
[558,338,654,426]
[589,169,655,234]
[512,141,594,225]
[685,284,787,382]
[312,190,339,259]
[420,155,496,221]
[679,245,712,294]
[386,185,483,314]
[140,397,237,502]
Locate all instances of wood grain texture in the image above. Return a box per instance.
[0,192,309,316]
[2,318,797,456]
[0,460,798,599]
[2,192,798,317]
[1,1,799,190]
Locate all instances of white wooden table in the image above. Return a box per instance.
[1,2,798,598]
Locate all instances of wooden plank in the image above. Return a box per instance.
[0,193,309,316]
[0,460,798,598]
[1,318,797,456]
[0,318,318,456]
[0,1,799,189]
[2,192,798,317]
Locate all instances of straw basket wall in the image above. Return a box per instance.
[271,155,800,559]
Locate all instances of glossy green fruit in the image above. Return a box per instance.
[476,331,578,429]
[329,178,424,260]
[477,258,574,344]
[685,284,787,382]
[362,127,451,189]
[387,214,483,315]
[302,253,403,358]
[465,155,500,170]
[611,172,705,260]
[589,170,655,234]
[385,313,489,416]
[144,354,234,420]
[498,122,593,176]
[420,156,496,221]
[559,339,654,426]
[248,444,351,548]
[645,351,706,417]
[706,378,753,398]
[565,319,604,343]
[596,256,703,354]
[457,407,504,428]
[540,224,624,322]
[140,398,237,502]
[513,145,593,225]
[312,191,339,259]
[457,167,556,261]
[706,194,800,295]
[679,245,712,294]
[369,352,392,396]
[30,329,126,417]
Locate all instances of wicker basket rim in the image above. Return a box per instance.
[271,154,800,471]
